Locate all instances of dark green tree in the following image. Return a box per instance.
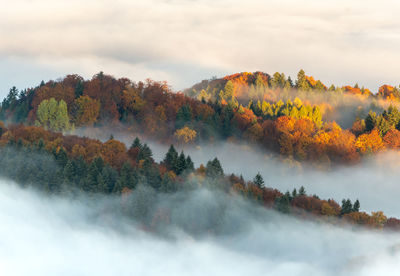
[253,172,265,189]
[163,145,178,170]
[160,173,177,193]
[176,105,192,129]
[365,111,377,132]
[131,137,142,149]
[299,186,306,196]
[206,158,224,178]
[353,199,360,212]
[275,195,290,213]
[175,151,187,175]
[341,199,353,215]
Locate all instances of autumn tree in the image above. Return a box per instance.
[71,95,100,127]
[296,69,310,91]
[36,98,71,132]
[174,126,197,144]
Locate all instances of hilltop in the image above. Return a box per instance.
[1,71,400,166]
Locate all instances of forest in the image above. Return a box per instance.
[1,68,400,232]
[2,70,400,167]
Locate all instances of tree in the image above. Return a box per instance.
[353,199,360,212]
[299,186,306,196]
[113,162,136,193]
[175,151,187,175]
[36,98,71,132]
[365,111,377,132]
[253,172,265,189]
[138,144,153,162]
[296,69,310,91]
[224,80,235,99]
[131,137,142,149]
[99,165,118,193]
[185,155,194,172]
[160,172,177,193]
[355,129,384,154]
[292,188,297,198]
[71,95,100,127]
[176,105,192,129]
[174,126,197,144]
[275,195,290,213]
[63,160,75,183]
[163,145,178,171]
[341,199,353,215]
[206,158,224,178]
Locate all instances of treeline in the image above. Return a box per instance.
[1,71,400,165]
[188,70,400,102]
[0,123,399,231]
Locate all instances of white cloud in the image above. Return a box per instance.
[0,0,399,96]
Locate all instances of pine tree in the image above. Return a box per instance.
[138,144,153,161]
[176,105,192,129]
[163,145,178,170]
[275,195,290,213]
[131,137,142,149]
[55,147,68,168]
[175,151,187,175]
[365,111,377,132]
[206,158,224,178]
[353,199,360,212]
[185,155,194,172]
[299,186,306,196]
[63,160,75,183]
[341,199,353,215]
[253,172,265,189]
[160,173,177,193]
[118,162,137,190]
[98,165,118,193]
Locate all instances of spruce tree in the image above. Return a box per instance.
[160,173,176,193]
[299,186,306,196]
[185,155,194,172]
[353,199,360,212]
[163,145,178,170]
[175,151,187,175]
[131,137,142,149]
[341,199,353,215]
[253,172,265,189]
[206,158,224,178]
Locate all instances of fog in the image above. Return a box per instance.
[178,144,400,219]
[1,178,400,276]
[75,126,400,218]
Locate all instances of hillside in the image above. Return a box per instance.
[0,122,397,231]
[2,71,400,166]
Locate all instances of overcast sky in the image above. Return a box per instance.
[1,0,399,98]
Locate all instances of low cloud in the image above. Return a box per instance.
[0,179,400,275]
[1,0,400,96]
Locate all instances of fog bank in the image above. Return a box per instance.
[0,179,400,275]
[74,127,400,218]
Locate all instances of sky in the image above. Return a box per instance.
[1,0,400,98]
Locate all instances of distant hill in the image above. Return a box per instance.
[1,71,400,165]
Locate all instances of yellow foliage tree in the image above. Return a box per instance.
[174,126,197,144]
[355,129,385,153]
